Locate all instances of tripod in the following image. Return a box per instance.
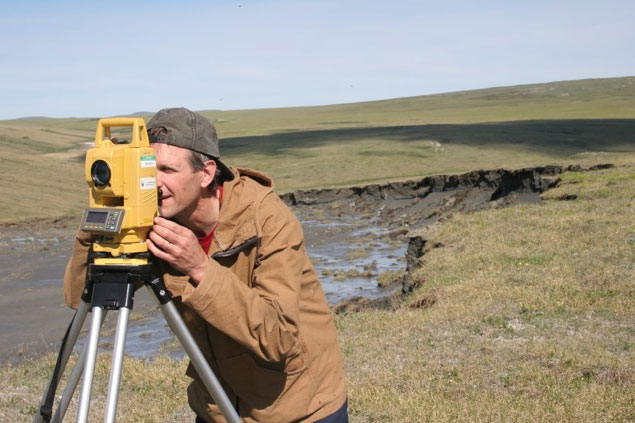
[34,263,241,423]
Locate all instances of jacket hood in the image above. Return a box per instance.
[233,167,274,189]
[213,167,275,253]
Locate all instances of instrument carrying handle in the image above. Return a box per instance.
[94,118,150,148]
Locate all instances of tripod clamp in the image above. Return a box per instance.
[85,263,151,309]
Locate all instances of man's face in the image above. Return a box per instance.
[152,143,205,220]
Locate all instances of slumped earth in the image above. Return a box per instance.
[0,164,607,364]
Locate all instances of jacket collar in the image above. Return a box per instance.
[210,167,274,255]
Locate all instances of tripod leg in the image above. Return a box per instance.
[104,307,130,423]
[33,301,90,423]
[76,306,104,423]
[147,285,242,423]
[53,309,108,423]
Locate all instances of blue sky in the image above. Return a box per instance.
[1,0,633,119]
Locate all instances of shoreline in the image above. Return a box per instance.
[0,164,610,365]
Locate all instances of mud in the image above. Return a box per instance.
[0,164,612,364]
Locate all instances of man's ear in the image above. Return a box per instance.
[201,160,217,188]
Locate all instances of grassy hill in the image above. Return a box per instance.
[3,151,633,422]
[1,76,635,222]
[340,160,635,421]
[1,77,634,421]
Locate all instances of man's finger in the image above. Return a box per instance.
[146,238,173,262]
[154,216,187,233]
[152,218,191,241]
[148,230,166,246]
[150,231,178,253]
[150,224,174,242]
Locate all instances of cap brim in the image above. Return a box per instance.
[215,158,234,182]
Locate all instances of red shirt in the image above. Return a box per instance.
[197,186,223,254]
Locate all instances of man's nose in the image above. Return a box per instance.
[155,172,164,188]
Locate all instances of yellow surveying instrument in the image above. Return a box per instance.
[81,117,157,264]
[34,118,240,423]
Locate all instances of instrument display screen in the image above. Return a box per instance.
[80,208,124,233]
[85,211,109,224]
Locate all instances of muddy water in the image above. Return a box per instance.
[74,211,405,360]
[1,164,573,363]
[0,231,73,364]
[0,213,404,363]
[300,212,405,303]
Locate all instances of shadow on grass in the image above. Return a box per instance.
[221,119,635,157]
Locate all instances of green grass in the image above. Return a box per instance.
[336,159,635,422]
[1,76,635,222]
[2,152,634,423]
[1,354,191,422]
[1,77,634,421]
[218,118,635,190]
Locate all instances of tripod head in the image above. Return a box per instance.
[80,118,159,265]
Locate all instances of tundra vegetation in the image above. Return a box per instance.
[1,77,634,421]
[1,76,634,222]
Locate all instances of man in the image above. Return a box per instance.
[63,108,348,422]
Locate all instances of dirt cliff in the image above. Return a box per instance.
[282,164,613,312]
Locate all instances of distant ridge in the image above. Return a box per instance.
[1,75,634,223]
[6,76,635,120]
[195,75,635,114]
[328,76,635,106]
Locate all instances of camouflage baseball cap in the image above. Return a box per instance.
[147,107,233,181]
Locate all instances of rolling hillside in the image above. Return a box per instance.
[1,76,634,223]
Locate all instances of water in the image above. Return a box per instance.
[81,212,407,358]
[74,309,180,360]
[300,213,406,304]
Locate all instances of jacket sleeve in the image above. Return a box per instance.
[63,229,93,309]
[180,193,305,365]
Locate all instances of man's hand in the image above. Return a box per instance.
[146,217,208,286]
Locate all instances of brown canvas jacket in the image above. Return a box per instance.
[64,167,347,423]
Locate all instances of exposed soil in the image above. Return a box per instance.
[0,164,612,365]
[283,163,612,308]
